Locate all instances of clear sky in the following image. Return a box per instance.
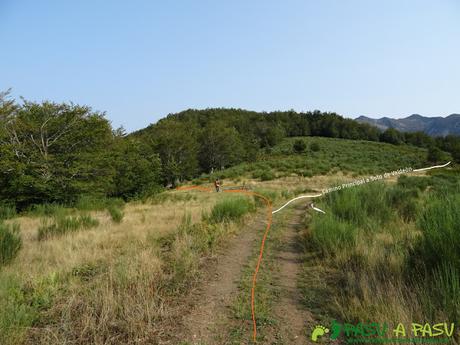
[1,0,459,131]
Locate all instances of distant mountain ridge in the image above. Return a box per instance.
[355,114,460,136]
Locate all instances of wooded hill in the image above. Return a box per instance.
[1,91,459,210]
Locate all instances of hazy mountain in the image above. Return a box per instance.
[355,114,460,136]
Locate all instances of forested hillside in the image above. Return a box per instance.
[1,90,459,211]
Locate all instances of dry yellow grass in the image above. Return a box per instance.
[1,188,244,345]
[3,191,215,280]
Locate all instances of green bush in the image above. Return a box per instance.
[27,203,68,217]
[310,142,320,152]
[251,169,264,180]
[38,214,99,240]
[0,272,60,345]
[75,196,106,211]
[308,182,405,260]
[0,222,22,266]
[293,139,307,153]
[324,182,392,228]
[252,188,279,206]
[79,214,99,228]
[397,175,430,191]
[309,213,357,256]
[252,168,276,181]
[428,172,460,194]
[0,204,16,221]
[427,146,449,164]
[412,193,460,271]
[259,170,275,181]
[413,261,460,326]
[207,197,255,223]
[386,185,420,221]
[107,205,124,223]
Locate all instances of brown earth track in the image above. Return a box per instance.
[273,204,314,344]
[179,214,264,344]
[170,203,316,345]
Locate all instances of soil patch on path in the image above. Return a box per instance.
[179,215,265,344]
[274,204,314,344]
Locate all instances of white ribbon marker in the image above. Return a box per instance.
[413,161,451,172]
[310,203,326,214]
[271,194,323,214]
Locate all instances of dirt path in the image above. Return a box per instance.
[181,214,264,344]
[175,203,315,344]
[274,204,314,344]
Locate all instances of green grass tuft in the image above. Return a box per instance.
[0,222,22,266]
[413,192,460,271]
[37,214,99,240]
[27,203,68,217]
[0,204,16,221]
[207,197,255,223]
[107,205,124,223]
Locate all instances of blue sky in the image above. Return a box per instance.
[1,0,459,131]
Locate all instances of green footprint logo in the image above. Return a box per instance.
[311,325,329,342]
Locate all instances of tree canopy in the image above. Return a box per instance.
[0,92,161,209]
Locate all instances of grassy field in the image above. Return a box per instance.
[0,190,260,345]
[301,169,460,343]
[207,136,430,181]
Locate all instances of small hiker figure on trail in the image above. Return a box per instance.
[214,178,221,192]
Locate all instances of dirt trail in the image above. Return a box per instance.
[181,215,263,344]
[274,204,314,344]
[177,203,315,344]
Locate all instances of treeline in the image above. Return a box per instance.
[0,92,161,210]
[134,108,460,181]
[1,91,459,210]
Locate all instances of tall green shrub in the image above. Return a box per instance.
[107,205,124,223]
[0,222,22,266]
[207,197,255,223]
[38,214,99,240]
[414,193,460,270]
[0,204,16,221]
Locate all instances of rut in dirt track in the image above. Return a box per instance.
[274,203,314,344]
[180,214,264,344]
